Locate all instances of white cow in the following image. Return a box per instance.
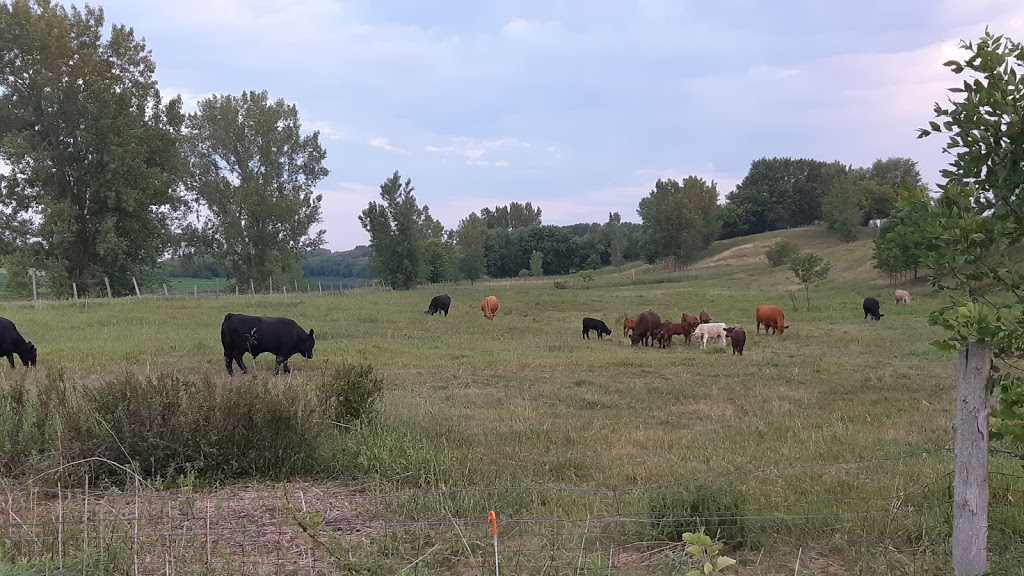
[894,289,911,305]
[693,322,729,349]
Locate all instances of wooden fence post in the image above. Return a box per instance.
[72,282,79,302]
[30,270,37,302]
[294,279,298,292]
[132,276,141,298]
[104,276,112,299]
[318,282,322,294]
[250,278,255,296]
[193,285,198,298]
[235,285,239,296]
[163,284,169,297]
[953,339,991,575]
[282,284,287,296]
[269,277,274,294]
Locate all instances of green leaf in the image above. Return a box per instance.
[715,557,738,570]
[685,544,704,557]
[704,561,714,575]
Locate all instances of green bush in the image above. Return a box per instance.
[315,362,386,428]
[765,240,799,267]
[647,483,747,547]
[0,374,71,474]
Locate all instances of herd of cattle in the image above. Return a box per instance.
[0,288,912,374]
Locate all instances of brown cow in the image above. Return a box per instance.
[623,317,636,338]
[699,310,712,324]
[656,321,692,348]
[755,304,789,335]
[679,314,700,345]
[480,295,500,320]
[724,326,746,355]
[629,310,662,347]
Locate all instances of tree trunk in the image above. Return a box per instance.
[953,339,990,575]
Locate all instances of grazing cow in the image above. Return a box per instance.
[699,310,712,324]
[724,327,746,355]
[679,314,700,345]
[863,297,884,321]
[221,313,315,376]
[623,317,636,338]
[0,317,37,369]
[582,317,613,340]
[425,294,451,316]
[894,289,911,305]
[655,321,691,348]
[693,322,729,349]
[629,310,662,347]
[480,295,500,320]
[755,304,790,335]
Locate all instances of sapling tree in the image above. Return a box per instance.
[788,252,831,309]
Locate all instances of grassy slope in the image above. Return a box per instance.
[1,226,1019,573]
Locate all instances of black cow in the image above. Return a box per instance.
[0,317,37,369]
[863,297,884,321]
[582,317,612,340]
[221,313,315,376]
[425,294,451,316]
[629,310,662,347]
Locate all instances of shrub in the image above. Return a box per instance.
[64,372,323,483]
[765,240,799,267]
[647,483,747,547]
[0,373,72,474]
[315,362,386,428]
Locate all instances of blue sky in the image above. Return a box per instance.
[69,1,1024,249]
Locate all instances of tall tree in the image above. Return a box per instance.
[866,157,924,194]
[871,185,931,283]
[480,201,542,230]
[636,177,720,268]
[420,207,456,283]
[360,171,428,290]
[605,212,626,267]
[179,90,327,288]
[456,212,486,284]
[0,0,184,296]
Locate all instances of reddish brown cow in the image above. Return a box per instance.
[623,317,636,338]
[656,321,692,348]
[755,304,789,335]
[724,326,746,355]
[679,314,700,345]
[480,295,500,320]
[699,310,712,324]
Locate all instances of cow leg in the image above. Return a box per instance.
[224,356,234,376]
[235,355,249,375]
[582,328,588,340]
[5,353,15,369]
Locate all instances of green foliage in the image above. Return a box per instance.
[303,246,376,281]
[480,201,543,230]
[585,253,602,270]
[0,375,69,473]
[606,212,626,266]
[1,252,33,296]
[871,185,931,282]
[180,90,327,289]
[679,529,737,576]
[765,239,800,267]
[821,169,866,242]
[529,250,545,277]
[314,362,386,428]
[915,28,1024,448]
[789,252,832,309]
[360,171,430,290]
[456,212,487,284]
[0,0,184,297]
[637,177,721,266]
[578,270,595,286]
[648,484,747,547]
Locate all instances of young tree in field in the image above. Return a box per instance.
[180,90,327,288]
[636,177,720,268]
[0,0,185,297]
[360,171,429,290]
[871,185,932,283]
[788,252,831,309]
[456,212,487,284]
[529,250,544,277]
[915,30,1024,454]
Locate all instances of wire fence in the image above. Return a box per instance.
[3,449,1022,575]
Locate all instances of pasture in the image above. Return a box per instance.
[2,227,1023,574]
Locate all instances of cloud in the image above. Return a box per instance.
[369,137,405,153]
[423,136,539,167]
[306,121,346,141]
[318,181,378,249]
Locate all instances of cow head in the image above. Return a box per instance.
[302,329,315,359]
[19,341,37,367]
[777,325,791,334]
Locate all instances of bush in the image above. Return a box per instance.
[0,374,72,474]
[64,372,324,483]
[315,362,386,428]
[647,483,747,547]
[765,240,799,267]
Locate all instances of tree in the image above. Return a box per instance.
[636,177,720,268]
[866,157,924,194]
[0,0,185,296]
[871,185,932,283]
[420,207,456,284]
[529,250,544,277]
[605,212,626,267]
[456,212,487,284]
[915,29,1024,454]
[788,252,831,309]
[821,170,862,242]
[360,171,430,290]
[180,90,327,288]
[480,201,542,230]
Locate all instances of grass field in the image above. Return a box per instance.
[1,225,1023,574]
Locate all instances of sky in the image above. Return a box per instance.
[28,1,1024,250]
